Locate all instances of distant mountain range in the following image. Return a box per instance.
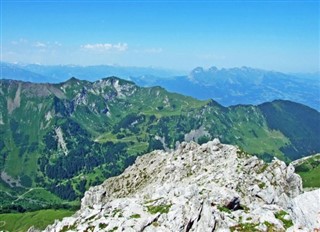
[0,77,319,213]
[132,66,320,111]
[0,62,181,83]
[1,62,319,110]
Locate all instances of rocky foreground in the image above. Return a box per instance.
[38,139,319,232]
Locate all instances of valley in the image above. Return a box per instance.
[2,1,319,230]
[0,77,319,231]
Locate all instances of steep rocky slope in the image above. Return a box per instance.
[41,140,319,232]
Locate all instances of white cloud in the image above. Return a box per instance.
[113,43,128,51]
[81,43,128,52]
[34,42,47,48]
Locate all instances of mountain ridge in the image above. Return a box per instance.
[0,77,319,213]
[1,62,319,110]
[161,66,320,111]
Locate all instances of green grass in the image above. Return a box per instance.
[127,143,148,155]
[274,210,293,229]
[130,213,141,219]
[13,188,72,207]
[297,165,320,188]
[0,187,77,214]
[295,154,320,188]
[217,205,231,213]
[1,77,319,225]
[4,147,22,179]
[263,221,276,231]
[0,209,75,232]
[146,204,172,214]
[232,123,289,161]
[258,182,266,189]
[257,164,269,174]
[230,222,259,232]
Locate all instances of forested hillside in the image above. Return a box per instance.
[0,77,319,212]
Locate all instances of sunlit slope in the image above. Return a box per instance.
[0,77,319,211]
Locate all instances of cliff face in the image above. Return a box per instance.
[42,140,319,232]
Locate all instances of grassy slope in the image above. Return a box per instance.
[225,105,289,161]
[259,100,320,160]
[298,166,320,188]
[294,154,320,188]
[0,78,319,214]
[0,209,74,232]
[0,186,78,213]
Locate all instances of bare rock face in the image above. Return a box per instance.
[283,189,320,231]
[43,140,318,232]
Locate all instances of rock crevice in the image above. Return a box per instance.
[42,140,319,232]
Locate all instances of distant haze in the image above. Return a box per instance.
[1,62,319,111]
[1,1,319,73]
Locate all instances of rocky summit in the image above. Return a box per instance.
[39,140,319,232]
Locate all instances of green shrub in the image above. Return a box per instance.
[275,210,293,229]
[130,214,141,219]
[146,204,172,214]
[217,205,231,213]
[230,222,259,232]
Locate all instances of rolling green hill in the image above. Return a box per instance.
[0,77,319,213]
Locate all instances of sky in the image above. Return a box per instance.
[1,0,319,73]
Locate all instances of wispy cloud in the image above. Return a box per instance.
[3,39,63,65]
[11,38,28,45]
[81,43,128,52]
[10,39,62,49]
[34,42,47,48]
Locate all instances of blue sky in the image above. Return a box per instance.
[1,0,319,72]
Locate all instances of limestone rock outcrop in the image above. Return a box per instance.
[43,139,319,232]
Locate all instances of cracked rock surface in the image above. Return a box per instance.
[41,139,319,232]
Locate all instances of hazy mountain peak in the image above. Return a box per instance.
[191,66,205,74]
[208,66,218,72]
